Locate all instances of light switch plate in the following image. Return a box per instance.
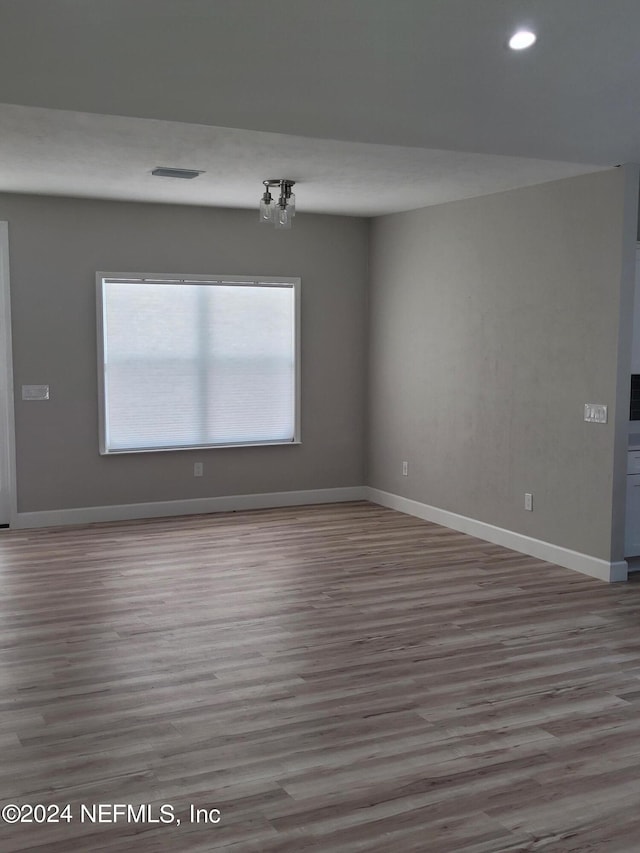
[584,403,607,424]
[22,384,49,401]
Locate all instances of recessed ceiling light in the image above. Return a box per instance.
[509,30,537,50]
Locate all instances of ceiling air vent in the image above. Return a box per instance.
[151,167,204,179]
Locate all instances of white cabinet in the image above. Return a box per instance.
[625,444,640,556]
[628,451,640,474]
[626,474,640,556]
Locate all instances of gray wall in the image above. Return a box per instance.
[368,169,635,562]
[1,194,368,512]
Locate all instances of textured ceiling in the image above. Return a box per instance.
[0,104,604,216]
[0,0,636,214]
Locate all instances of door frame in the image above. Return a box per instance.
[0,222,17,526]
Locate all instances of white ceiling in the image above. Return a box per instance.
[0,104,604,216]
[0,0,637,216]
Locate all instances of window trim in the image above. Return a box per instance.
[96,272,301,454]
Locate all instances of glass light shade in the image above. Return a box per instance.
[275,204,292,230]
[259,197,273,223]
[287,192,296,216]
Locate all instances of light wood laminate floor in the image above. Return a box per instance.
[1,501,640,851]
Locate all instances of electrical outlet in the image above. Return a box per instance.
[584,403,607,424]
[524,492,533,511]
[194,462,203,477]
[402,461,408,476]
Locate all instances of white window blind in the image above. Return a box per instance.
[97,274,300,454]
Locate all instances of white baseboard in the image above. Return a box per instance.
[13,486,367,530]
[13,485,627,584]
[366,487,628,584]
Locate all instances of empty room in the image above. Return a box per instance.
[1,1,640,851]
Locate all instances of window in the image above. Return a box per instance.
[96,273,300,454]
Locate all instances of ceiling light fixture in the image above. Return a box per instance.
[509,30,537,50]
[259,179,296,230]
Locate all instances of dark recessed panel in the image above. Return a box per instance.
[631,375,640,420]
